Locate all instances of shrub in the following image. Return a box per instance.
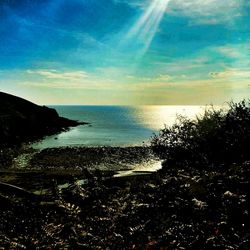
[151,100,250,167]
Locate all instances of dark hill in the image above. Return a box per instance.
[0,92,85,146]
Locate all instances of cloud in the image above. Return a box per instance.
[19,81,117,90]
[215,43,250,58]
[2,66,250,105]
[17,68,117,90]
[155,74,171,81]
[169,0,243,25]
[122,0,243,25]
[27,69,89,81]
[209,69,250,79]
[216,47,243,58]
[153,56,209,75]
[212,43,250,69]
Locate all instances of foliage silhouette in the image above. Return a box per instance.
[151,100,250,168]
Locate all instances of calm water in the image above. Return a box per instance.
[33,106,206,149]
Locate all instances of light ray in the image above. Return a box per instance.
[127,0,162,37]
[125,0,171,57]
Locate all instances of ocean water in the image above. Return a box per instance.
[33,105,206,149]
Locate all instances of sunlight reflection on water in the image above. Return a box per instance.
[32,105,212,149]
[130,105,206,130]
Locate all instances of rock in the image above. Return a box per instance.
[223,191,237,198]
[192,198,208,210]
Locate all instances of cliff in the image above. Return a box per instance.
[0,92,85,145]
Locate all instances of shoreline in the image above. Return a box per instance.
[5,145,159,171]
[0,145,161,191]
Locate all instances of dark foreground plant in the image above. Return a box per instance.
[151,100,250,168]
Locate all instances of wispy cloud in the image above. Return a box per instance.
[210,69,250,79]
[213,43,250,69]
[216,47,243,58]
[153,56,210,75]
[12,68,117,91]
[27,69,89,81]
[170,0,243,25]
[19,81,117,90]
[122,0,243,25]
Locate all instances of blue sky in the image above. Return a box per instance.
[0,0,250,104]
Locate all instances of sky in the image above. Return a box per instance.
[0,0,250,105]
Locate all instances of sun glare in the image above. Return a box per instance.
[126,0,170,56]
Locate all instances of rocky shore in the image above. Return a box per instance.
[0,155,249,249]
[29,146,157,171]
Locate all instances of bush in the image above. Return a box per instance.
[151,100,250,167]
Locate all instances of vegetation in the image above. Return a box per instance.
[151,100,250,168]
[0,101,250,249]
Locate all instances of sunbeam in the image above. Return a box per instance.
[126,0,170,56]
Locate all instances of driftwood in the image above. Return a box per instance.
[0,181,39,201]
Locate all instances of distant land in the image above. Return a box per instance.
[0,92,87,146]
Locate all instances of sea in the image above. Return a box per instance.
[32,105,207,149]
